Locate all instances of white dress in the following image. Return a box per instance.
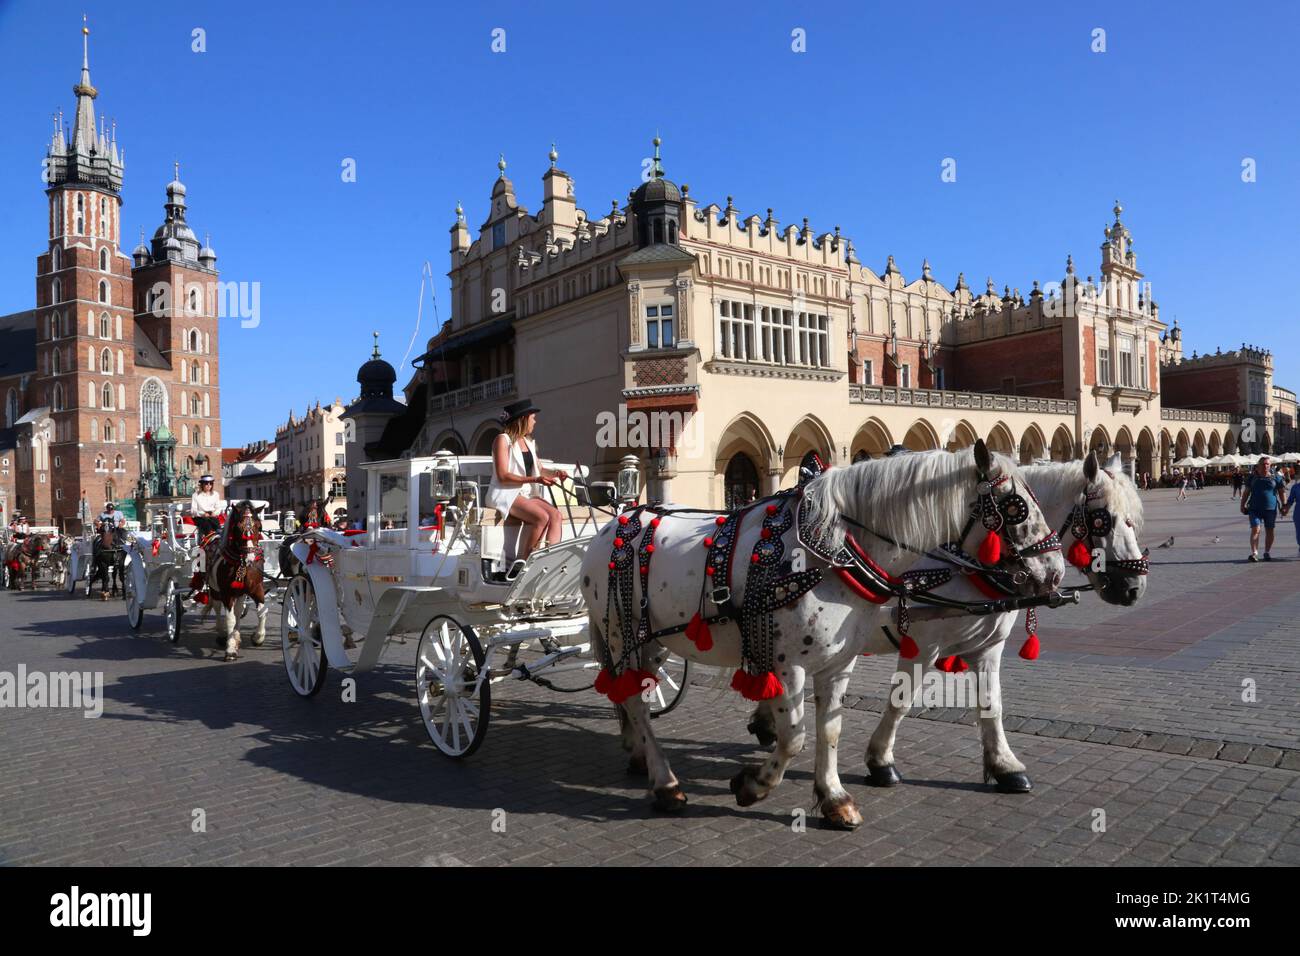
[486,436,539,514]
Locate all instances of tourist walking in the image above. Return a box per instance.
[1242,456,1285,562]
[1231,469,1244,499]
[1177,471,1190,501]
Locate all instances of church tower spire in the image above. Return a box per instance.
[47,18,123,192]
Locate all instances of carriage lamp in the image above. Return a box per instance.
[616,455,640,501]
[430,455,457,501]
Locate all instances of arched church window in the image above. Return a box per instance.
[103,420,114,442]
[100,348,112,374]
[75,195,84,234]
[5,389,18,427]
[99,280,109,304]
[52,349,62,375]
[140,379,166,432]
[100,312,111,338]
[52,383,64,411]
[100,248,108,271]
[102,383,114,409]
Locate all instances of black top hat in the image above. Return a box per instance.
[500,398,541,425]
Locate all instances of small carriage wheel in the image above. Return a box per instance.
[165,580,184,645]
[124,564,143,632]
[282,574,327,697]
[416,616,490,759]
[648,652,691,719]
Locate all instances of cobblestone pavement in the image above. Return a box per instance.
[1,487,1297,866]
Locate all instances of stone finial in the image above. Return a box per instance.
[455,200,464,222]
[497,153,507,177]
[549,142,558,168]
[371,331,381,359]
[921,258,932,280]
[1065,253,1075,275]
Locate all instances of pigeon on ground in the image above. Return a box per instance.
[1157,536,1175,549]
[1211,536,1221,544]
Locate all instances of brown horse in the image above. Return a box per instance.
[5,533,50,590]
[204,501,267,661]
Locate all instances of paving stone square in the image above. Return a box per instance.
[0,487,1297,865]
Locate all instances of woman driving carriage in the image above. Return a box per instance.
[487,398,568,569]
[191,475,222,540]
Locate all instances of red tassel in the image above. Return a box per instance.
[1019,633,1040,660]
[954,657,969,672]
[594,667,614,696]
[899,634,920,659]
[1067,538,1091,569]
[195,592,209,605]
[938,655,956,672]
[748,671,785,701]
[684,612,713,651]
[977,529,1002,565]
[230,580,244,590]
[730,669,753,696]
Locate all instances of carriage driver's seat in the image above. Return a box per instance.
[476,508,527,583]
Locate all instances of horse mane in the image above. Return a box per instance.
[802,447,1006,554]
[1021,461,1145,534]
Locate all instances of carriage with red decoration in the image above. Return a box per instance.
[123,499,288,646]
[280,451,688,758]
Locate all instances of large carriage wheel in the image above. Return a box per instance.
[282,575,327,697]
[124,563,143,631]
[164,580,184,645]
[416,616,490,759]
[648,652,691,719]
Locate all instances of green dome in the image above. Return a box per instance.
[151,425,174,442]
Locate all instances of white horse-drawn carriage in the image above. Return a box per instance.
[282,452,687,757]
[124,500,287,644]
[3,524,65,590]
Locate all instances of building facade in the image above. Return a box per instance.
[223,440,277,504]
[366,142,1292,505]
[0,26,222,523]
[272,400,348,517]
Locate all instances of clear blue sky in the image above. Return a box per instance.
[2,0,1297,446]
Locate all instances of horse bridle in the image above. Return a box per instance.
[1060,484,1150,577]
[961,471,1062,581]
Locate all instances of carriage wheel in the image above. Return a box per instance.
[165,581,184,645]
[124,566,143,631]
[416,616,489,759]
[282,575,327,697]
[648,652,691,719]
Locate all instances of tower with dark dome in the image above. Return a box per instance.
[631,136,683,248]
[341,332,407,520]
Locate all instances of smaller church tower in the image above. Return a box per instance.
[341,333,406,521]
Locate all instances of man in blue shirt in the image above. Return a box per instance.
[1241,457,1285,561]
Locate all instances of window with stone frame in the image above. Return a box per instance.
[645,304,675,349]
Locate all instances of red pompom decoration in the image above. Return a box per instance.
[645,544,654,554]
[760,528,772,539]
[705,566,715,576]
[1019,633,1040,660]
[766,504,777,515]
[731,669,784,701]
[977,529,1002,565]
[899,634,920,659]
[938,655,956,672]
[685,612,714,651]
[703,537,713,547]
[1067,538,1092,569]
[954,656,969,672]
[750,553,761,563]
[640,565,649,575]
[618,515,629,526]
[716,516,727,526]
[613,537,624,547]
[650,518,660,528]
[594,668,614,696]
[608,561,616,570]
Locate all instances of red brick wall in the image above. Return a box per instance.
[851,337,887,385]
[949,328,1065,398]
[1161,365,1241,413]
[1082,327,1096,387]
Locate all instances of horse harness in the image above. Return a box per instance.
[594,465,1062,703]
[1059,475,1150,578]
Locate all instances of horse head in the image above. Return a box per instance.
[969,439,1065,596]
[232,500,264,566]
[1070,451,1148,606]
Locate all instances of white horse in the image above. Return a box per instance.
[579,441,1067,828]
[750,451,1147,793]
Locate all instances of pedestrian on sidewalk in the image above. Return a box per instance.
[1242,456,1284,562]
[1177,471,1189,501]
[1231,469,1244,499]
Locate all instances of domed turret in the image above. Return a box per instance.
[357,331,397,399]
[198,233,217,269]
[630,136,683,248]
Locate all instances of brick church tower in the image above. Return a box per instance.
[4,21,222,523]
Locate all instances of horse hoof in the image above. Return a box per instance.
[251,634,266,647]
[651,785,687,813]
[627,755,648,778]
[729,767,765,807]
[746,718,778,748]
[991,771,1033,794]
[819,796,864,831]
[866,764,902,788]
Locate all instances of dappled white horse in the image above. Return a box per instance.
[752,451,1147,793]
[580,441,1066,828]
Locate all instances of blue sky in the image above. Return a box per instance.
[1,0,1297,445]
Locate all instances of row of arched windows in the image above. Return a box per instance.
[179,424,211,447]
[93,454,127,472]
[180,359,211,384]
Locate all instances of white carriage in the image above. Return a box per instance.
[3,524,64,589]
[124,500,286,644]
[282,452,689,758]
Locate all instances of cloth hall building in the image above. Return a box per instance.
[0,27,222,523]
[352,142,1291,509]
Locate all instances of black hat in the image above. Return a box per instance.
[500,398,541,425]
